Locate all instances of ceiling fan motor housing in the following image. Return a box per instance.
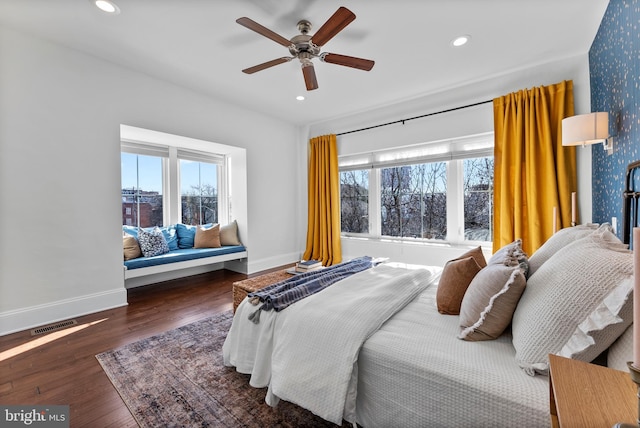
[288,34,320,57]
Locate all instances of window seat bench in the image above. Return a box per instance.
[124,245,247,280]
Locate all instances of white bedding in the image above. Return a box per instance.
[224,262,441,424]
[355,284,549,427]
[223,262,550,427]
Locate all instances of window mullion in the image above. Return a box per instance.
[167,147,179,225]
[369,168,381,237]
[446,160,464,244]
[219,157,229,224]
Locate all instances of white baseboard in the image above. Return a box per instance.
[246,251,299,274]
[0,288,128,336]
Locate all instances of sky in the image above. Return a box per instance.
[121,153,217,194]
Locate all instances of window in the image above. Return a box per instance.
[121,150,166,228]
[339,133,493,244]
[121,142,226,228]
[340,169,369,233]
[180,160,218,225]
[463,157,494,241]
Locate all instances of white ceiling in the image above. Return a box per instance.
[0,0,609,126]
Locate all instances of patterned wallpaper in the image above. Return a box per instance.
[590,0,640,238]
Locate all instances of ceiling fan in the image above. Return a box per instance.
[236,6,375,91]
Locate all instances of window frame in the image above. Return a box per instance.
[338,132,494,246]
[121,141,229,227]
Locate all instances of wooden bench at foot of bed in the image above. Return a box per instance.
[232,270,292,313]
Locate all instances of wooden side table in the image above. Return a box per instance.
[549,354,637,427]
[232,270,292,313]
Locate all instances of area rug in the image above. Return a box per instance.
[96,311,346,427]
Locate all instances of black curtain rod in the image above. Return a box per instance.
[336,99,493,136]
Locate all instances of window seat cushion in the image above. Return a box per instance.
[124,245,246,270]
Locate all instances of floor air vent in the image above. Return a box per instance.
[31,319,78,336]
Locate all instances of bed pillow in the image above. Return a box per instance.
[138,227,170,257]
[458,263,527,341]
[511,228,633,376]
[436,247,487,315]
[607,323,633,372]
[557,276,633,363]
[123,233,142,260]
[220,220,242,246]
[194,223,221,248]
[488,239,529,276]
[527,223,600,277]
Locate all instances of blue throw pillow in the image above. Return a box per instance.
[122,225,139,239]
[176,223,212,249]
[138,227,170,257]
[160,225,178,251]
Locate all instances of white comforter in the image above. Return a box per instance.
[355,284,550,427]
[223,262,441,424]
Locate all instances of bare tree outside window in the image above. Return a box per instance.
[381,163,447,239]
[463,157,494,241]
[340,170,369,233]
[181,183,218,225]
[180,160,218,225]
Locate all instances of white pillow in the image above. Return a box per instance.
[608,323,634,372]
[458,263,526,341]
[511,228,633,376]
[527,223,600,277]
[557,277,633,363]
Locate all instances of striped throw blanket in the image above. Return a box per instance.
[246,256,374,323]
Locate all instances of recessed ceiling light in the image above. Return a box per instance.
[296,95,305,101]
[451,35,471,47]
[94,0,120,14]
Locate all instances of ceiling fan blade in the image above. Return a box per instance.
[302,63,319,91]
[236,17,292,48]
[320,53,375,71]
[310,6,356,47]
[242,57,292,74]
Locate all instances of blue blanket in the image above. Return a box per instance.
[247,256,374,323]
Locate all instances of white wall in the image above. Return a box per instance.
[309,54,594,264]
[0,26,301,335]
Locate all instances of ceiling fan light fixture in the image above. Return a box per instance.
[451,35,471,47]
[94,0,120,14]
[296,95,305,101]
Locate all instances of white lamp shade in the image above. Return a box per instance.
[561,112,609,146]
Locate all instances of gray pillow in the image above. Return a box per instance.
[527,223,600,277]
[557,276,633,363]
[607,323,633,372]
[511,228,633,376]
[458,263,526,341]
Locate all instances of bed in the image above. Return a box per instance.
[223,163,639,428]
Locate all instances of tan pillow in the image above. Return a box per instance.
[123,233,142,260]
[220,220,242,246]
[194,224,221,248]
[458,263,527,341]
[436,247,487,315]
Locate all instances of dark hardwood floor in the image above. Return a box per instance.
[0,268,279,427]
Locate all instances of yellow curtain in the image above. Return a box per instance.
[493,80,576,255]
[303,134,342,266]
